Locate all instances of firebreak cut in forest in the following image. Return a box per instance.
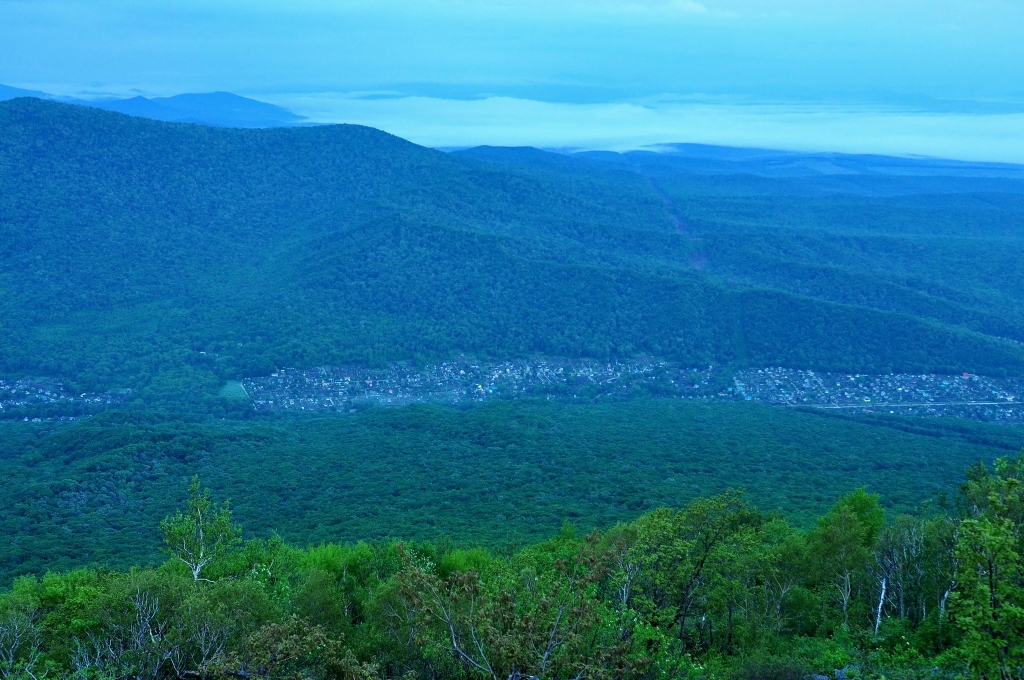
[2,97,1024,680]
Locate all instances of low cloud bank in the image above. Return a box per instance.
[268,92,1024,164]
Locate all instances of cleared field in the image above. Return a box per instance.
[217,380,249,399]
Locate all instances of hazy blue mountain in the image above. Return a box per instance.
[565,145,1024,197]
[0,83,54,100]
[85,91,306,127]
[0,83,305,127]
[577,143,1024,180]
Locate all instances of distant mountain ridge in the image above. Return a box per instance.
[0,84,52,100]
[585,144,1024,181]
[0,83,305,128]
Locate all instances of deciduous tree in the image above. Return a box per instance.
[160,477,240,582]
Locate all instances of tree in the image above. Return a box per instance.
[872,515,926,632]
[924,515,960,636]
[70,588,174,680]
[809,489,884,627]
[213,617,378,680]
[160,477,240,582]
[952,453,1024,680]
[0,607,42,680]
[629,491,756,652]
[757,519,808,637]
[398,532,629,680]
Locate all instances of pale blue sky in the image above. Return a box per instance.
[2,0,1024,159]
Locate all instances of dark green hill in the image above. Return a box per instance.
[2,97,1024,406]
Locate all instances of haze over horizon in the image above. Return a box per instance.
[3,0,1024,160]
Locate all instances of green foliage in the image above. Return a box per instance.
[160,477,241,581]
[212,617,380,680]
[807,491,885,626]
[396,531,630,680]
[627,492,759,653]
[3,400,1021,582]
[5,455,1023,680]
[952,453,1024,679]
[4,98,1024,678]
[2,99,1024,409]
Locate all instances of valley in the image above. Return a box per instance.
[3,98,1024,408]
[2,96,1024,678]
[242,359,1024,423]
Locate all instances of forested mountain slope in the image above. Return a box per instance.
[2,98,1023,405]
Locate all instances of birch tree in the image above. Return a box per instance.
[0,608,42,680]
[160,477,240,582]
[809,489,883,628]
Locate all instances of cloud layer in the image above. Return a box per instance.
[2,0,1023,159]
[266,93,1024,162]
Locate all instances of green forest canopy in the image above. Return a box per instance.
[3,399,1023,582]
[2,98,1024,408]
[3,451,1023,680]
[3,98,1024,679]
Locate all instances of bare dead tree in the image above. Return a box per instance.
[872,516,928,633]
[935,521,960,633]
[71,589,176,680]
[765,572,795,632]
[873,530,899,633]
[168,607,230,679]
[612,551,640,615]
[0,609,43,680]
[418,573,497,680]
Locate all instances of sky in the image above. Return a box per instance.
[2,0,1024,160]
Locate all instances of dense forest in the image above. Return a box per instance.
[2,453,1023,680]
[2,99,1024,408]
[3,399,1023,582]
[4,98,1024,679]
